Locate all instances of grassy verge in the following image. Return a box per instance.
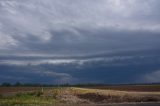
[0,91,57,106]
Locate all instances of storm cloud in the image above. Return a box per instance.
[0,0,160,84]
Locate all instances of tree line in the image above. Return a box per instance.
[0,82,105,87]
[0,82,159,87]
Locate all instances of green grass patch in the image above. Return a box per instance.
[0,92,57,106]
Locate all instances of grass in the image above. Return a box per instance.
[0,87,160,105]
[0,91,57,106]
[69,87,160,103]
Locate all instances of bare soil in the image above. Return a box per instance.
[85,85,160,92]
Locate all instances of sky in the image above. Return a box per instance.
[0,0,160,84]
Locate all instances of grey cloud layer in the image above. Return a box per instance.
[0,0,160,56]
[0,0,160,84]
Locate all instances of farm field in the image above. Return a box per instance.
[84,85,160,92]
[0,85,160,106]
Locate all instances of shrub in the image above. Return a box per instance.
[35,91,43,97]
[0,94,3,98]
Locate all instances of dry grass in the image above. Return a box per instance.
[71,87,160,96]
[0,87,160,105]
[57,87,160,104]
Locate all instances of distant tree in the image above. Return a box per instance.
[14,82,22,86]
[1,82,11,87]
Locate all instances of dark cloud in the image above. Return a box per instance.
[0,0,160,55]
[0,51,160,84]
[0,0,160,83]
